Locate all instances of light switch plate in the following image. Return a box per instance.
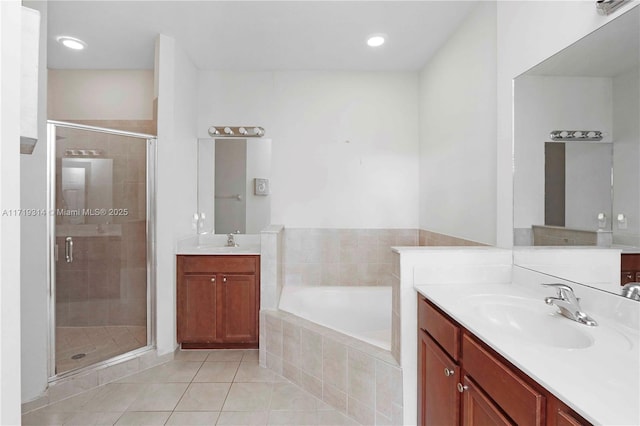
[254,178,270,195]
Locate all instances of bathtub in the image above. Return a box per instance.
[278,285,391,350]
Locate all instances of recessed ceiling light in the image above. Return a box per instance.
[57,36,86,51]
[367,34,386,47]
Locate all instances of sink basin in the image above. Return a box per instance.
[194,244,261,254]
[467,295,594,349]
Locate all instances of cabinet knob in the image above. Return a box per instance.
[444,368,455,377]
[457,383,468,393]
[211,277,216,283]
[223,276,227,283]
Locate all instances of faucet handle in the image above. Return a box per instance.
[542,283,574,298]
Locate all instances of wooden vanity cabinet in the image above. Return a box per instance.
[177,255,259,349]
[418,297,591,426]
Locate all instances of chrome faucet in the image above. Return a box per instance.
[621,282,640,301]
[226,233,238,247]
[542,283,598,327]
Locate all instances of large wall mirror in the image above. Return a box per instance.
[514,6,639,251]
[197,138,272,234]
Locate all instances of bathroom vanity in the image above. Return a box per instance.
[176,254,260,348]
[417,296,587,426]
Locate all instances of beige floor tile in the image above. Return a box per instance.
[40,387,100,413]
[222,383,273,411]
[317,410,360,426]
[270,382,319,411]
[126,383,188,411]
[165,411,220,425]
[267,410,318,426]
[30,346,365,426]
[215,411,269,425]
[174,383,230,411]
[22,410,72,426]
[206,350,245,362]
[114,411,171,426]
[193,361,239,382]
[234,362,276,382]
[174,350,212,362]
[62,411,123,425]
[242,350,260,363]
[117,360,201,383]
[80,383,146,412]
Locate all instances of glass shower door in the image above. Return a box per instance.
[49,121,154,376]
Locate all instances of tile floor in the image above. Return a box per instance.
[56,326,147,373]
[23,349,360,426]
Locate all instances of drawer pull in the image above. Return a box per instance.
[210,277,216,283]
[457,383,468,393]
[444,368,455,377]
[223,276,227,283]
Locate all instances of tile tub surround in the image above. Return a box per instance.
[282,228,484,288]
[261,310,403,425]
[418,229,486,247]
[532,224,612,246]
[283,228,418,287]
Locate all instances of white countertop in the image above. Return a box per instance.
[176,234,261,255]
[415,282,640,426]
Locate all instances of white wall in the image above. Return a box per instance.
[197,71,420,229]
[418,2,497,245]
[513,76,613,231]
[612,67,640,245]
[48,69,154,120]
[0,1,23,423]
[154,34,198,355]
[21,0,48,403]
[496,1,638,247]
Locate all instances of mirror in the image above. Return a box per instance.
[197,138,272,234]
[514,6,640,251]
[61,158,113,225]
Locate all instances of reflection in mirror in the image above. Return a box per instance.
[61,158,113,225]
[514,6,639,250]
[197,138,271,234]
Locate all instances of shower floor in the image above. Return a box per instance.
[56,326,147,374]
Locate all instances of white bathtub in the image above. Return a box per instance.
[278,286,392,350]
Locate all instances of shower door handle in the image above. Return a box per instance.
[65,236,73,263]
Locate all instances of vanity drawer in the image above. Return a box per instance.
[179,255,258,274]
[462,333,545,426]
[419,297,460,361]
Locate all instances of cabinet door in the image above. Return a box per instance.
[178,275,217,342]
[419,330,460,426]
[462,376,514,426]
[218,273,258,343]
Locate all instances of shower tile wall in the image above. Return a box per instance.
[55,123,149,328]
[283,229,419,287]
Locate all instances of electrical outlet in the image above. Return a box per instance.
[254,178,270,196]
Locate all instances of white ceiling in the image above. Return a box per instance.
[47,1,478,71]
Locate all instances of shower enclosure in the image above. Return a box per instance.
[47,121,156,377]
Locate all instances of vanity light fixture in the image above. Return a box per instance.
[208,126,265,138]
[366,34,386,47]
[596,0,631,15]
[549,130,603,142]
[56,36,86,50]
